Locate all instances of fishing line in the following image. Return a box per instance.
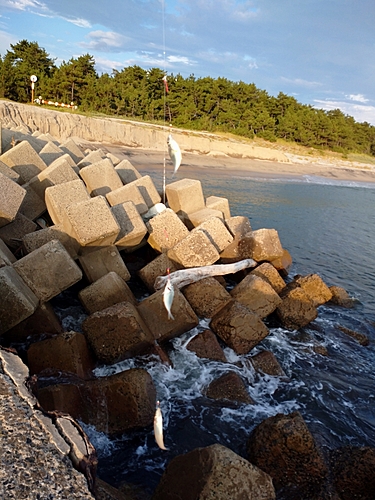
[161,0,167,204]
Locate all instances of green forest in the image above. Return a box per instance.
[1,40,375,157]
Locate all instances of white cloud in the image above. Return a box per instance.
[347,94,369,103]
[94,56,124,73]
[82,30,128,50]
[167,54,195,65]
[0,29,17,53]
[2,0,46,10]
[281,77,323,88]
[314,99,375,125]
[63,16,91,28]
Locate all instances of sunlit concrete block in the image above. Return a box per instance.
[0,140,47,183]
[45,179,90,225]
[166,178,205,218]
[0,172,26,227]
[79,158,123,197]
[111,201,148,251]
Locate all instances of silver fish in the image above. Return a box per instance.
[154,401,168,450]
[163,276,175,320]
[167,134,182,176]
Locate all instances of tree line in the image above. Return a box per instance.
[1,40,374,156]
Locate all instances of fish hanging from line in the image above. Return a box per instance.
[167,134,182,176]
[162,269,175,320]
[154,401,168,451]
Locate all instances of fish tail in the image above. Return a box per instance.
[168,311,175,320]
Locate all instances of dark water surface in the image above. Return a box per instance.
[80,168,375,493]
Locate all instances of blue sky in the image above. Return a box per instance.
[0,0,374,124]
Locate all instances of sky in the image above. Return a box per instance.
[0,0,374,125]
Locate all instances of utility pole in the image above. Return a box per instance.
[30,75,37,103]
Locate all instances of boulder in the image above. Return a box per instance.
[337,325,369,346]
[247,411,328,495]
[82,301,155,364]
[37,368,156,435]
[146,208,189,253]
[168,230,220,268]
[27,331,95,379]
[182,277,232,318]
[250,262,286,294]
[210,300,269,354]
[329,285,353,308]
[276,283,318,330]
[230,274,282,319]
[153,443,276,500]
[329,446,375,500]
[137,288,199,343]
[250,350,286,377]
[205,371,253,404]
[294,274,332,306]
[186,330,227,362]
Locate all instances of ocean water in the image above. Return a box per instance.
[79,169,375,493]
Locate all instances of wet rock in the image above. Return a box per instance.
[329,285,354,308]
[210,300,269,354]
[250,262,286,294]
[337,325,369,346]
[186,329,227,362]
[82,301,155,364]
[230,274,282,319]
[329,446,375,500]
[153,443,276,500]
[27,331,95,379]
[205,371,253,404]
[251,350,286,377]
[294,273,333,306]
[37,368,156,435]
[182,276,232,318]
[247,411,328,496]
[276,283,318,330]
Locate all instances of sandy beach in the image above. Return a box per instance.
[102,144,375,185]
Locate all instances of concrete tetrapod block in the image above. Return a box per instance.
[0,237,16,264]
[45,179,90,225]
[29,157,79,199]
[78,271,136,314]
[168,230,220,268]
[238,228,284,263]
[39,141,64,166]
[0,172,27,227]
[79,158,123,197]
[271,248,293,277]
[187,207,224,229]
[230,274,282,319]
[250,262,286,294]
[13,239,82,303]
[64,196,120,248]
[137,287,199,343]
[206,195,231,219]
[276,283,318,330]
[165,178,205,217]
[78,245,130,283]
[105,152,121,166]
[210,300,269,354]
[60,138,85,164]
[147,208,189,253]
[18,181,46,221]
[182,277,232,318]
[114,159,142,184]
[128,175,161,209]
[77,149,106,169]
[82,301,155,364]
[138,253,182,292]
[22,224,80,260]
[193,216,233,253]
[0,159,21,183]
[106,183,148,215]
[111,201,148,252]
[0,140,47,183]
[0,212,37,250]
[0,266,39,335]
[220,216,253,263]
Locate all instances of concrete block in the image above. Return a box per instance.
[0,266,39,335]
[115,159,142,183]
[13,239,82,303]
[22,223,80,259]
[106,152,121,166]
[271,248,293,277]
[147,208,189,253]
[220,216,253,263]
[0,140,47,183]
[78,245,130,283]
[238,228,284,262]
[194,216,233,253]
[0,213,37,250]
[138,253,181,292]
[77,149,106,169]
[82,301,155,364]
[60,138,85,164]
[111,201,148,251]
[39,141,64,166]
[45,179,90,225]
[250,262,286,294]
[0,172,26,227]
[166,178,205,217]
[168,230,220,268]
[64,196,120,247]
[129,175,161,208]
[78,271,136,314]
[188,207,224,228]
[30,157,79,199]
[183,277,232,318]
[18,181,46,221]
[79,158,123,197]
[137,288,199,343]
[0,237,16,264]
[106,183,148,214]
[0,159,21,183]
[206,195,231,219]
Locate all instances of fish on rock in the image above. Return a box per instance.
[163,271,175,320]
[154,401,168,451]
[167,134,182,176]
